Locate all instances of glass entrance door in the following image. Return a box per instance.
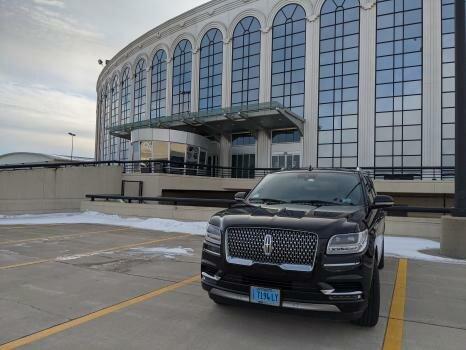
[272,153,300,169]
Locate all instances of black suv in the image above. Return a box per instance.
[201,168,394,327]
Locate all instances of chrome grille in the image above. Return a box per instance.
[225,227,318,271]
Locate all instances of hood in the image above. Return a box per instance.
[210,203,367,239]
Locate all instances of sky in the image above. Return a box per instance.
[0,0,205,158]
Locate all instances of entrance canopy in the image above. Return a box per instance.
[110,102,305,140]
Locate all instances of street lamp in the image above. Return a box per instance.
[68,132,76,161]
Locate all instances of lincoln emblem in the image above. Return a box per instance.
[263,234,273,256]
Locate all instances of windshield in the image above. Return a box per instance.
[247,172,365,206]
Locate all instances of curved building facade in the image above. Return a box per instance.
[96,0,455,173]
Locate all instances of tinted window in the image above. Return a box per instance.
[172,40,192,115]
[199,29,223,111]
[231,17,261,107]
[271,4,306,116]
[375,0,423,168]
[441,0,456,168]
[248,172,364,205]
[133,58,147,122]
[150,50,167,119]
[318,0,360,168]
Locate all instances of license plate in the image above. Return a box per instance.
[250,286,280,307]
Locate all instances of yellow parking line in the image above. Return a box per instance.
[0,234,191,270]
[0,227,129,245]
[0,259,51,270]
[383,258,408,350]
[0,274,200,349]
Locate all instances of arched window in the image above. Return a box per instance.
[120,67,131,124]
[99,89,106,160]
[375,0,423,169]
[120,67,131,160]
[172,39,192,115]
[110,76,119,160]
[271,4,306,117]
[111,76,119,126]
[231,16,261,107]
[103,84,111,160]
[199,28,223,112]
[150,50,167,119]
[133,58,147,122]
[318,0,360,168]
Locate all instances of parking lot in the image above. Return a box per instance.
[0,224,465,349]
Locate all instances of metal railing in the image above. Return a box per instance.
[0,160,456,180]
[0,159,279,179]
[85,194,236,207]
[85,194,454,215]
[360,166,455,180]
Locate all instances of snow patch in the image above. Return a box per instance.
[0,211,207,236]
[385,236,466,265]
[2,212,466,265]
[129,246,194,258]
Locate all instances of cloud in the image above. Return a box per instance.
[0,0,206,157]
[22,3,102,40]
[0,82,96,157]
[32,0,64,8]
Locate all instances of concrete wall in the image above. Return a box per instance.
[0,166,122,214]
[81,200,442,239]
[81,200,219,221]
[122,173,259,197]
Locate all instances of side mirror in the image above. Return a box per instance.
[372,195,394,209]
[234,191,247,201]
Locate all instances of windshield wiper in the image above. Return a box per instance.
[289,200,343,206]
[249,198,289,204]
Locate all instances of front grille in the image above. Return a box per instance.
[222,274,319,292]
[226,227,318,271]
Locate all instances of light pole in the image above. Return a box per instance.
[454,0,466,217]
[68,132,76,161]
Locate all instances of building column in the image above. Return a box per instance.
[191,49,200,113]
[256,129,271,168]
[358,2,377,167]
[165,57,173,116]
[219,134,232,167]
[422,0,442,168]
[222,38,232,108]
[303,15,320,168]
[259,27,271,104]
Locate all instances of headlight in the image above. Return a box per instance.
[205,224,221,245]
[326,230,368,255]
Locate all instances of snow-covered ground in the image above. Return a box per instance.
[0,211,207,236]
[1,211,465,265]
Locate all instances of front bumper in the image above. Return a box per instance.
[201,239,375,318]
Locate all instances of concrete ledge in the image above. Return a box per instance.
[82,200,443,239]
[385,216,441,239]
[441,215,466,259]
[81,200,220,221]
[0,199,83,215]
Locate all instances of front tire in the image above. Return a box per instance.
[353,261,380,327]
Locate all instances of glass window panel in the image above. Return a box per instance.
[153,141,169,160]
[170,143,186,163]
[172,40,192,115]
[272,4,306,116]
[375,0,423,169]
[133,59,147,123]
